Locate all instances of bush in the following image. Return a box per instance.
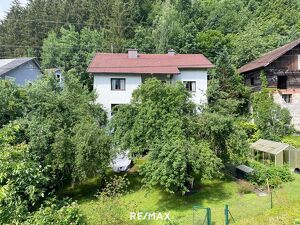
[238,180,254,194]
[23,199,87,225]
[93,175,138,225]
[247,161,294,188]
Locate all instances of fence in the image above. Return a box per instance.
[191,189,294,225]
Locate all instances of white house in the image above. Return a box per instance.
[87,49,214,116]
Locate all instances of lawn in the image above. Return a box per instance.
[61,167,300,225]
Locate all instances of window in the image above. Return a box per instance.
[111,78,125,90]
[282,94,292,103]
[277,76,287,89]
[250,77,255,86]
[184,81,196,92]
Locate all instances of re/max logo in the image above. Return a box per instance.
[129,212,171,220]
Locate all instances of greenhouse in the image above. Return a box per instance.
[251,139,300,169]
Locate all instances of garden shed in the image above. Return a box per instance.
[251,139,300,170]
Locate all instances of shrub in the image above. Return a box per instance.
[238,180,254,194]
[94,175,138,225]
[23,199,87,225]
[247,161,294,188]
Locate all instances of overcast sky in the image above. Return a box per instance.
[0,0,28,20]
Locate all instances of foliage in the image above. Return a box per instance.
[111,78,221,194]
[152,0,184,53]
[99,175,130,198]
[0,84,91,225]
[252,72,293,141]
[23,70,110,186]
[195,112,250,164]
[93,175,138,225]
[196,30,232,61]
[110,78,194,153]
[237,180,254,195]
[41,26,105,86]
[247,161,294,188]
[237,121,260,143]
[24,199,87,225]
[0,144,49,224]
[0,80,26,127]
[1,0,300,68]
[140,139,221,194]
[282,136,300,149]
[207,49,250,116]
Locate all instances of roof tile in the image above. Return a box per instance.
[87,53,214,74]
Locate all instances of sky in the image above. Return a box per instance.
[0,0,28,20]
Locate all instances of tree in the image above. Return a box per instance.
[252,72,293,140]
[141,138,221,194]
[0,142,49,224]
[196,30,232,62]
[207,49,250,116]
[23,70,110,186]
[0,141,86,225]
[152,0,184,53]
[41,26,105,86]
[111,79,221,194]
[0,0,26,57]
[0,80,25,127]
[110,78,195,153]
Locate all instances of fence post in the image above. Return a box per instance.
[225,204,229,225]
[207,208,212,225]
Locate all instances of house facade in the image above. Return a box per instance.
[238,38,300,130]
[0,58,41,85]
[88,49,214,116]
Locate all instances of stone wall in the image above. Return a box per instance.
[273,91,300,131]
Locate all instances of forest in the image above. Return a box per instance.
[1,0,300,224]
[1,0,300,68]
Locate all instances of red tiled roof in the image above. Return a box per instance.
[238,38,300,74]
[87,53,214,74]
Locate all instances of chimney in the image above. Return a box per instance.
[128,49,138,58]
[168,49,176,56]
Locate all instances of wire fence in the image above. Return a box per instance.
[181,187,298,225]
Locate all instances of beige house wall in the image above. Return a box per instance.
[273,92,300,131]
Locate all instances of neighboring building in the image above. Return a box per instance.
[88,49,214,116]
[238,38,300,130]
[0,58,41,85]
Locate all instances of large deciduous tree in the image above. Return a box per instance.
[110,79,221,194]
[24,70,110,186]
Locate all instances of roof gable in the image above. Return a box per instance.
[0,58,41,77]
[238,38,300,74]
[87,53,214,74]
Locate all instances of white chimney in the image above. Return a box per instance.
[168,49,176,56]
[128,49,138,58]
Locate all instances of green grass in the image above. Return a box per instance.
[282,135,300,148]
[60,169,300,225]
